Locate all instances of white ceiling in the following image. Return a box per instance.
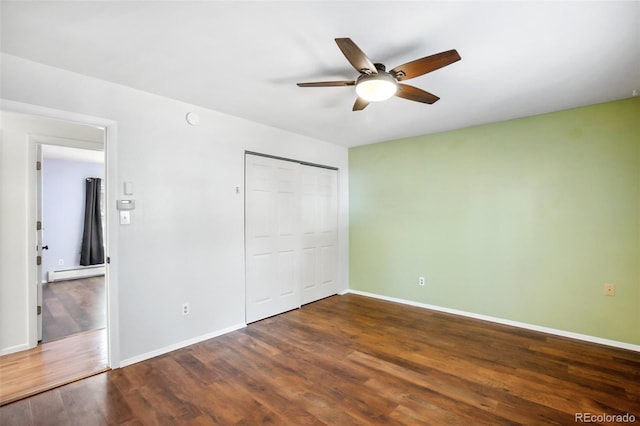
[1,1,639,148]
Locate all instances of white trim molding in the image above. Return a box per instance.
[344,289,640,353]
[120,323,247,368]
[0,343,31,357]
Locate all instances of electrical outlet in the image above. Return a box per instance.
[603,284,615,296]
[418,276,425,286]
[58,259,64,266]
[182,303,189,315]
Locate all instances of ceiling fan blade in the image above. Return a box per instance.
[297,81,355,87]
[335,38,377,74]
[395,84,440,104]
[352,97,369,111]
[391,49,461,81]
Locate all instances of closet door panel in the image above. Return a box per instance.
[245,155,301,323]
[300,166,338,305]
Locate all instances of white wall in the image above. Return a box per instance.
[0,53,349,363]
[0,112,104,354]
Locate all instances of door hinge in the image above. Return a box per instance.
[37,221,42,231]
[37,255,42,266]
[106,256,111,264]
[36,161,41,171]
[37,305,42,315]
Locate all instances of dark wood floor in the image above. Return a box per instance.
[42,276,106,342]
[2,294,639,424]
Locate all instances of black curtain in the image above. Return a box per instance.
[80,177,105,266]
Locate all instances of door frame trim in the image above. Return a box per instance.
[2,99,121,368]
[33,136,105,343]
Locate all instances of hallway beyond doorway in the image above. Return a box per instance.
[42,276,105,343]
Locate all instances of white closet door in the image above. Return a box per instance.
[245,155,301,323]
[300,166,338,305]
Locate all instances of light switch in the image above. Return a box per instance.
[124,181,133,195]
[120,210,131,225]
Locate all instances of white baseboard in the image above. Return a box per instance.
[48,266,105,282]
[343,289,640,353]
[119,322,246,368]
[0,343,31,356]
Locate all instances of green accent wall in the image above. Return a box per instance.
[349,98,640,345]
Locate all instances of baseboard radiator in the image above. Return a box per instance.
[47,265,105,282]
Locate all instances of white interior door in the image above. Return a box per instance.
[300,166,338,305]
[245,155,301,323]
[36,145,44,342]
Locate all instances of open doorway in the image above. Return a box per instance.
[0,109,114,405]
[39,145,106,344]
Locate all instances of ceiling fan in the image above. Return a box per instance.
[297,38,461,111]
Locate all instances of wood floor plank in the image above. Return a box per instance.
[42,276,105,343]
[225,335,366,425]
[239,336,397,424]
[28,389,70,425]
[0,329,109,405]
[0,398,33,425]
[1,294,639,424]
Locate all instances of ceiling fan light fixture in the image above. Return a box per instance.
[355,73,398,102]
[297,38,461,110]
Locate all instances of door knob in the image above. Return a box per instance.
[42,245,49,250]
